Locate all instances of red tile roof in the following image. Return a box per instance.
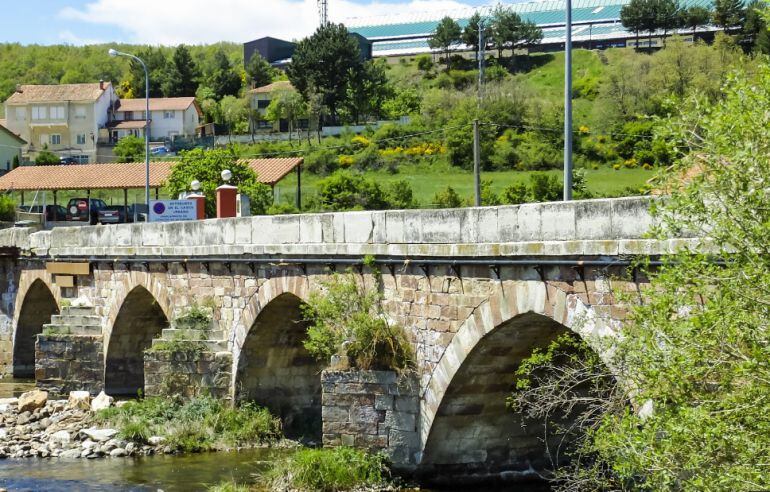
[107,120,148,130]
[116,97,201,117]
[249,81,295,94]
[5,83,111,104]
[0,158,302,191]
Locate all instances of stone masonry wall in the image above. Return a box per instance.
[35,334,104,397]
[144,350,232,401]
[322,370,420,468]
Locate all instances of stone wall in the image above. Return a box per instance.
[35,334,104,397]
[322,370,420,468]
[144,349,232,400]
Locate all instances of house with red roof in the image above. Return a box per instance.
[109,97,202,142]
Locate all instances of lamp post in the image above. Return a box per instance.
[108,48,150,207]
[564,0,573,201]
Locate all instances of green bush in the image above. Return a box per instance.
[302,271,414,371]
[501,182,529,205]
[265,447,388,492]
[432,186,463,208]
[114,135,145,163]
[35,150,60,165]
[490,134,520,170]
[267,203,300,215]
[353,146,383,171]
[515,133,561,170]
[385,180,417,209]
[479,180,500,206]
[0,194,16,222]
[173,303,213,331]
[316,171,389,211]
[98,396,282,452]
[416,54,434,72]
[529,173,562,202]
[304,148,339,175]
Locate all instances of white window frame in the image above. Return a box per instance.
[164,111,175,119]
[32,106,47,120]
[75,106,87,119]
[40,134,49,146]
[15,107,25,121]
[76,134,86,145]
[51,106,65,119]
[50,134,61,145]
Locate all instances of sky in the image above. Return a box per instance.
[1,0,495,46]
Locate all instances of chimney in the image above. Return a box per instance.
[15,84,22,93]
[99,79,105,91]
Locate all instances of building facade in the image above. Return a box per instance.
[2,82,117,164]
[249,81,309,133]
[109,97,201,142]
[0,122,25,172]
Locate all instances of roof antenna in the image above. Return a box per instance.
[318,0,328,26]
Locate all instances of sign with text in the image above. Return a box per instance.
[149,200,198,223]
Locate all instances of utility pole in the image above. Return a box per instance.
[318,0,328,26]
[563,0,573,201]
[473,119,481,207]
[478,18,486,104]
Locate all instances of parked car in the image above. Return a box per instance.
[98,205,134,225]
[59,156,79,165]
[18,205,68,221]
[65,198,107,225]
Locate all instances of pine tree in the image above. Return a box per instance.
[681,6,712,40]
[162,45,200,97]
[206,49,242,100]
[245,53,273,89]
[428,17,462,70]
[713,0,746,28]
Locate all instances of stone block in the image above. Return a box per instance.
[611,197,654,239]
[343,212,374,243]
[270,215,300,243]
[540,202,576,241]
[384,410,416,432]
[516,204,542,241]
[420,210,463,243]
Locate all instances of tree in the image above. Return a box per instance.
[345,59,391,123]
[114,135,145,163]
[462,12,485,60]
[245,53,273,89]
[316,170,389,210]
[287,23,362,124]
[489,5,543,66]
[219,95,250,139]
[265,89,307,143]
[681,5,712,39]
[656,0,682,44]
[428,16,462,70]
[713,0,746,28]
[512,62,770,491]
[621,0,646,46]
[165,148,272,217]
[35,150,59,165]
[206,49,242,100]
[162,45,200,97]
[741,0,769,52]
[127,47,168,98]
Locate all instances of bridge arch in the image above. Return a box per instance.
[104,285,169,396]
[233,275,323,441]
[103,267,171,347]
[13,277,59,378]
[419,280,613,482]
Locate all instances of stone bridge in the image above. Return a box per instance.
[0,197,694,483]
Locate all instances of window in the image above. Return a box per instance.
[164,111,175,119]
[75,106,86,119]
[51,106,65,119]
[76,134,86,145]
[39,134,48,146]
[32,106,47,120]
[257,100,270,109]
[257,120,272,129]
[50,134,61,145]
[15,107,25,121]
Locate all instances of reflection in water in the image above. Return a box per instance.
[0,378,35,398]
[0,448,287,491]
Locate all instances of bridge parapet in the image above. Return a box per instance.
[0,197,693,260]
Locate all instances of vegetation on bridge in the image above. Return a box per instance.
[511,57,770,489]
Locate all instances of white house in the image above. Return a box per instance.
[3,82,117,164]
[110,97,201,142]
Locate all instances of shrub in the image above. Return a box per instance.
[302,271,414,371]
[516,133,562,170]
[529,173,562,202]
[432,186,463,208]
[114,135,145,163]
[502,182,529,205]
[268,203,300,215]
[173,303,213,332]
[0,194,16,222]
[490,135,520,170]
[304,148,339,175]
[479,180,500,206]
[353,146,383,171]
[316,171,389,211]
[486,64,509,82]
[416,54,434,71]
[265,447,388,492]
[35,150,60,166]
[386,180,417,209]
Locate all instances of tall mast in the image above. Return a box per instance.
[318,0,328,26]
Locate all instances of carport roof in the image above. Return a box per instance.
[0,158,302,191]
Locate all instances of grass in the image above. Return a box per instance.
[97,396,282,453]
[275,165,653,208]
[264,447,389,492]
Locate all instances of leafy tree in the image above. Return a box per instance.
[501,181,528,204]
[621,0,647,45]
[35,150,59,165]
[428,16,462,70]
[432,186,463,208]
[0,194,15,222]
[381,87,422,119]
[316,170,389,211]
[512,62,770,491]
[219,95,250,138]
[681,5,712,39]
[462,12,485,60]
[287,23,362,124]
[245,53,273,89]
[741,0,769,51]
[489,5,543,65]
[127,47,168,98]
[114,135,145,163]
[385,180,417,209]
[713,0,746,28]
[345,60,391,123]
[265,89,307,143]
[165,148,272,217]
[656,0,682,43]
[162,45,200,97]
[206,49,242,100]
[528,172,562,201]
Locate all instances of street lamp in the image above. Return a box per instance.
[109,48,150,208]
[564,0,573,201]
